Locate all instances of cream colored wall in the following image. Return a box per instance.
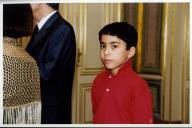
[162,3,189,122]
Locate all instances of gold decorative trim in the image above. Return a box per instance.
[182,3,189,123]
[78,3,86,68]
[79,83,92,123]
[104,3,109,24]
[161,3,168,120]
[169,4,176,121]
[79,4,103,75]
[136,3,143,72]
[104,3,124,24]
[72,60,79,123]
[79,4,99,75]
[139,74,162,81]
[117,3,124,22]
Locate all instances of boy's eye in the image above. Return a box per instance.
[100,44,105,49]
[111,45,118,49]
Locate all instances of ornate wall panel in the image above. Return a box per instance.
[141,3,162,74]
[124,3,138,28]
[161,3,189,122]
[182,3,190,123]
[146,80,161,120]
[124,3,189,123]
[79,84,92,123]
[124,3,163,121]
[60,3,123,75]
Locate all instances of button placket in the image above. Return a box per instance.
[106,75,112,92]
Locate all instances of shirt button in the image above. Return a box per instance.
[109,75,112,78]
[149,118,153,123]
[106,88,110,92]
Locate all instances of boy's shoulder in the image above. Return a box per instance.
[128,70,149,89]
[131,72,146,83]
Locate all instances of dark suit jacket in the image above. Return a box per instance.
[26,12,76,124]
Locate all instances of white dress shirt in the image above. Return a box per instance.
[37,10,57,31]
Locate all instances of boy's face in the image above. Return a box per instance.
[100,35,130,75]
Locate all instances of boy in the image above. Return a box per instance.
[91,22,153,124]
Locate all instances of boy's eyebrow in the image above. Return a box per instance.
[110,41,119,44]
[100,41,120,44]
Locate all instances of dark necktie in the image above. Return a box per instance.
[33,25,39,34]
[26,25,39,51]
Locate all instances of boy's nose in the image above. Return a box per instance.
[104,48,110,55]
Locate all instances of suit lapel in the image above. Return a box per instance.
[27,12,60,51]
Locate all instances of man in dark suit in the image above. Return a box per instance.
[26,3,76,124]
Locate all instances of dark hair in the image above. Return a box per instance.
[47,3,59,10]
[3,4,33,38]
[99,22,138,50]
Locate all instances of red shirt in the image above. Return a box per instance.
[91,60,153,124]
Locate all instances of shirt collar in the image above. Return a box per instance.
[105,59,133,77]
[37,10,57,31]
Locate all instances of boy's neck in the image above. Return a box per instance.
[110,69,118,76]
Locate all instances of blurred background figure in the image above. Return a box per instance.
[26,3,76,124]
[3,4,41,124]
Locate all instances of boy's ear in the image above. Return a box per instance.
[128,46,136,59]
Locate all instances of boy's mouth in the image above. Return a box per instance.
[103,59,112,64]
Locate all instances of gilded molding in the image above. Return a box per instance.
[136,3,143,72]
[79,4,104,75]
[79,83,92,123]
[182,3,189,123]
[169,4,176,121]
[104,3,109,24]
[117,3,124,21]
[104,3,123,24]
[161,3,168,120]
[139,74,162,81]
[79,4,102,75]
[79,3,86,67]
